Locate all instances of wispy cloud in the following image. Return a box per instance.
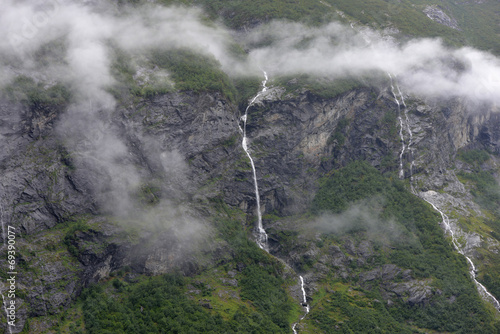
[1,0,500,227]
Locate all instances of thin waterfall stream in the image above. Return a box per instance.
[239,72,312,331]
[421,194,500,311]
[391,78,500,312]
[292,275,309,334]
[239,70,269,251]
[388,73,406,179]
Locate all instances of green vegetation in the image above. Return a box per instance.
[82,274,231,333]
[4,75,72,111]
[33,39,68,68]
[455,157,500,301]
[310,285,413,333]
[71,200,294,333]
[195,0,338,29]
[310,161,499,332]
[457,149,490,167]
[63,217,91,257]
[212,0,500,53]
[81,271,292,333]
[136,182,162,206]
[109,45,176,100]
[276,75,364,99]
[233,76,262,108]
[109,46,252,102]
[458,170,500,214]
[154,0,500,55]
[150,48,237,102]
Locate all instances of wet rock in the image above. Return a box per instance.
[381,264,400,281]
[329,246,347,267]
[344,239,356,256]
[2,75,500,331]
[357,240,373,259]
[360,268,381,282]
[220,278,238,287]
[386,280,434,306]
[423,5,461,30]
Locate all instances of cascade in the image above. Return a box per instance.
[388,74,406,179]
[239,72,313,331]
[392,81,500,312]
[292,275,310,334]
[239,71,269,251]
[395,83,414,179]
[422,195,500,311]
[299,276,310,313]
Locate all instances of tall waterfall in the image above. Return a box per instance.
[388,73,406,179]
[239,71,269,251]
[392,79,500,312]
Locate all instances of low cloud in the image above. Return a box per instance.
[245,21,500,105]
[313,198,408,243]
[2,0,500,233]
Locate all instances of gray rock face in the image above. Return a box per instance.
[423,5,461,31]
[1,77,500,331]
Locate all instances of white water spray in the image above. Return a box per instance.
[392,79,500,312]
[421,195,500,311]
[395,82,415,179]
[292,275,310,334]
[388,74,405,179]
[239,71,269,251]
[299,276,309,313]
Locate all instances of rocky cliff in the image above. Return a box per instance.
[1,73,500,332]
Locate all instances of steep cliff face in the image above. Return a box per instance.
[0,91,241,330]
[1,75,500,332]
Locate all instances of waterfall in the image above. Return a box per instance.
[388,74,405,179]
[238,72,315,331]
[395,83,414,179]
[292,275,310,334]
[239,71,269,251]
[392,80,500,312]
[421,194,500,311]
[299,276,310,313]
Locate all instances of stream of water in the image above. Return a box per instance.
[292,275,310,334]
[388,74,406,179]
[392,78,500,312]
[239,71,269,251]
[422,194,500,311]
[239,72,314,331]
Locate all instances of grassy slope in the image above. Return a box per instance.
[455,150,500,304]
[288,161,500,333]
[22,203,299,334]
[12,1,500,332]
[123,0,500,54]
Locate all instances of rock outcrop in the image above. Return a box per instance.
[1,77,500,331]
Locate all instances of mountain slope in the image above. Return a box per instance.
[0,1,500,333]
